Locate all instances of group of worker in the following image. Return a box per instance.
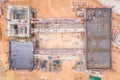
[48,60,62,72]
[34,58,62,72]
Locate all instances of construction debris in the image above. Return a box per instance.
[85,70,103,77]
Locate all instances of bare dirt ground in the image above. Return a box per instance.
[39,33,84,49]
[0,0,120,80]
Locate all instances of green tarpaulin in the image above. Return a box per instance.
[90,76,101,80]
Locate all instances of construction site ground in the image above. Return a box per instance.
[39,33,84,49]
[0,0,120,80]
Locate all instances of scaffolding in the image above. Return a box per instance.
[6,5,32,37]
[86,8,112,69]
